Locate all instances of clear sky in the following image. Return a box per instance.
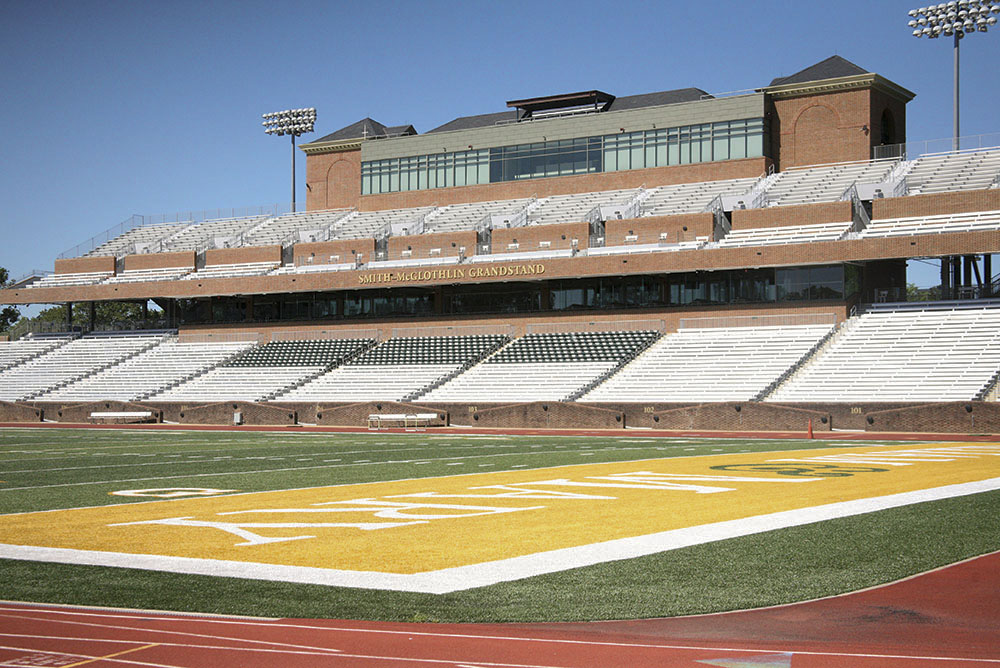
[1,0,998,302]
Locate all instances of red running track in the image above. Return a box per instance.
[0,551,997,667]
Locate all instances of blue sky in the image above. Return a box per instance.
[1,0,998,302]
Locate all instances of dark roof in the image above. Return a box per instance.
[768,55,870,87]
[383,124,417,138]
[313,117,390,143]
[427,88,708,135]
[609,88,709,111]
[428,110,519,134]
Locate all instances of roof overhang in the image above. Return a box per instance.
[299,138,363,155]
[507,90,616,116]
[763,73,915,102]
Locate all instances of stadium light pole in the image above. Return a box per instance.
[262,108,317,212]
[908,2,999,151]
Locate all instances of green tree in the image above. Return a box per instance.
[0,267,21,333]
[906,282,939,302]
[22,301,161,330]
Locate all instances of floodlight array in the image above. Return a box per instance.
[262,108,317,137]
[908,1,999,38]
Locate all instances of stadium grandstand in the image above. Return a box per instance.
[2,54,999,434]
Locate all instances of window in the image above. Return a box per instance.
[361,117,766,194]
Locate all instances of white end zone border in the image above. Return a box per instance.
[1,478,998,594]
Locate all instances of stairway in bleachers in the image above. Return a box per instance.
[421,330,660,403]
[150,338,375,402]
[278,335,509,402]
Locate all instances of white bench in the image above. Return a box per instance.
[89,410,155,424]
[367,412,442,430]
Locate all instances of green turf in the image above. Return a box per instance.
[0,427,996,622]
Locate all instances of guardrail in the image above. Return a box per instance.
[679,313,838,330]
[526,318,666,334]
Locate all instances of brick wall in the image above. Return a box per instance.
[52,400,163,424]
[872,189,1000,220]
[491,222,590,252]
[306,148,362,211]
[314,401,447,427]
[773,89,872,169]
[620,402,831,431]
[204,245,282,266]
[176,401,297,426]
[731,201,853,231]
[387,231,478,260]
[0,401,43,422]
[455,401,625,429]
[605,214,713,245]
[9,229,998,306]
[123,251,196,271]
[864,402,1000,434]
[55,256,115,275]
[292,239,375,265]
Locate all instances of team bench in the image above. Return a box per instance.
[367,413,443,430]
[88,410,156,424]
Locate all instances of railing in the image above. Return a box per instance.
[679,313,838,330]
[8,269,52,288]
[841,184,870,235]
[704,195,730,240]
[58,205,292,260]
[526,319,666,334]
[7,319,173,340]
[873,133,1000,161]
[390,324,514,338]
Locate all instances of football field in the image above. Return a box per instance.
[1,427,998,623]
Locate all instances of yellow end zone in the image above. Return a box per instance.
[1,443,999,592]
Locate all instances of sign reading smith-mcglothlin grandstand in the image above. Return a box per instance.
[358,262,546,285]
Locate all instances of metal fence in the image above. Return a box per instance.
[678,313,838,330]
[526,318,666,334]
[873,133,1000,160]
[390,324,514,339]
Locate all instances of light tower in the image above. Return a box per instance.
[908,1,999,150]
[262,108,317,212]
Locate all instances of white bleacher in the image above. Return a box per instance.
[582,324,834,403]
[763,159,897,207]
[182,261,281,280]
[0,336,73,371]
[29,271,114,288]
[39,338,254,402]
[858,209,1000,239]
[271,262,356,275]
[424,198,533,233]
[712,221,852,248]
[640,177,758,217]
[766,303,1000,403]
[365,256,462,270]
[904,148,1000,195]
[161,215,267,252]
[334,207,435,240]
[103,266,193,284]
[0,331,170,401]
[86,222,190,257]
[527,189,639,226]
[467,249,573,263]
[281,364,459,401]
[422,361,616,402]
[149,365,323,402]
[245,209,353,246]
[588,239,705,256]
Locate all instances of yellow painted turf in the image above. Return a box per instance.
[1,443,998,574]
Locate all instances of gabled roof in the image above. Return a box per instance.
[768,55,870,87]
[312,117,390,143]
